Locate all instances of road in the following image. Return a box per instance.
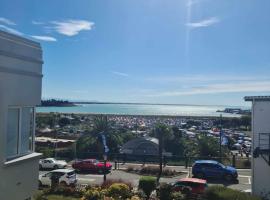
[40,163,251,192]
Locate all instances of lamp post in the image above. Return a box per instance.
[219,114,222,162]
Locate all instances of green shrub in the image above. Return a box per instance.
[138,176,156,199]
[203,186,261,200]
[81,187,107,200]
[107,183,131,200]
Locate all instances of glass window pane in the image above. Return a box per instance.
[21,107,34,154]
[6,108,20,158]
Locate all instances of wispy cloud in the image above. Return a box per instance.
[146,81,270,97]
[146,75,270,83]
[32,20,44,25]
[31,35,57,42]
[50,20,94,36]
[187,17,219,28]
[111,71,129,77]
[0,24,23,36]
[0,17,16,25]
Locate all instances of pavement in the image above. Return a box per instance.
[39,163,251,192]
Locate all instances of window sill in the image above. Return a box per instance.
[4,152,42,167]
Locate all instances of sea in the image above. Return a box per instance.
[36,103,249,117]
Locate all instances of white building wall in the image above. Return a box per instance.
[252,101,270,199]
[0,30,43,199]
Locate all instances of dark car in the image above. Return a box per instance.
[192,160,238,181]
[72,159,112,173]
[172,178,207,194]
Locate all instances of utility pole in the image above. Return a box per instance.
[219,114,222,162]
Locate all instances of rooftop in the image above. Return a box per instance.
[245,96,270,101]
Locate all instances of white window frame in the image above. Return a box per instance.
[6,106,35,161]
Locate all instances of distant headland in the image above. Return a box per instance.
[40,99,76,107]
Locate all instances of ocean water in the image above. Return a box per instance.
[36,103,248,117]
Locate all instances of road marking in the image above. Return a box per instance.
[238,175,251,178]
[248,177,251,184]
[78,178,96,182]
[84,174,103,177]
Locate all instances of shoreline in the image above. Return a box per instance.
[36,111,241,119]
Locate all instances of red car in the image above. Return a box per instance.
[172,178,207,194]
[72,159,112,173]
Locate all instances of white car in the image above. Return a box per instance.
[39,169,77,187]
[39,158,67,169]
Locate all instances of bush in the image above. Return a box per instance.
[170,192,185,200]
[157,183,173,200]
[81,187,107,200]
[101,179,133,189]
[203,186,261,200]
[139,166,177,177]
[138,176,156,199]
[107,183,131,200]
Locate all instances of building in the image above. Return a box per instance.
[0,30,43,199]
[245,96,270,199]
[120,137,171,157]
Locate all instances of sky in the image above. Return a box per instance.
[0,0,270,106]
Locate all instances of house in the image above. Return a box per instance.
[120,137,171,157]
[0,30,43,199]
[245,96,270,199]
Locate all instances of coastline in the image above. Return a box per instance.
[36,111,240,119]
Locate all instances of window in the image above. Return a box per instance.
[6,107,35,160]
[6,108,20,157]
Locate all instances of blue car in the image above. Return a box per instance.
[192,160,238,181]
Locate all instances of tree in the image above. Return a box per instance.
[153,123,172,183]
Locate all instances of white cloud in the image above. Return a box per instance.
[0,17,16,25]
[50,20,94,36]
[31,35,57,42]
[187,17,219,28]
[111,71,129,77]
[0,24,23,36]
[146,81,270,97]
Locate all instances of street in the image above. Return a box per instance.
[39,163,251,192]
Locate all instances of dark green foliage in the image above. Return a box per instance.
[138,176,156,199]
[59,117,71,127]
[203,186,261,200]
[157,183,173,200]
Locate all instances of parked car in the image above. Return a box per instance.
[72,159,112,173]
[39,158,67,170]
[172,178,207,194]
[192,160,238,181]
[39,169,77,187]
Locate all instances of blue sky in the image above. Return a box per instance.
[1,0,270,106]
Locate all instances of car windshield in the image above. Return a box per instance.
[67,171,75,176]
[218,163,226,168]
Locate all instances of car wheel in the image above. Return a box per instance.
[39,164,42,170]
[224,174,233,182]
[60,181,67,187]
[53,165,58,169]
[182,187,191,195]
[38,181,42,187]
[196,172,204,179]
